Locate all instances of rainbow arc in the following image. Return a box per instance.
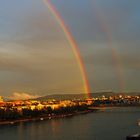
[43,0,91,98]
[93,0,125,92]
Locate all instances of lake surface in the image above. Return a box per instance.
[0,107,140,140]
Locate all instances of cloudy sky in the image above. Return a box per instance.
[0,0,140,97]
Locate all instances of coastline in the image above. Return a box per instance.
[0,109,97,125]
[0,106,139,125]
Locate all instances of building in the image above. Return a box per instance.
[0,96,3,102]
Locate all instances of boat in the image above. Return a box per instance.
[40,118,44,121]
[126,133,140,140]
[10,121,14,124]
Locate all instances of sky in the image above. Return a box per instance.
[0,0,140,97]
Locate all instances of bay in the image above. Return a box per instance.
[0,107,140,140]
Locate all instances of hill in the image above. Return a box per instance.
[36,92,140,101]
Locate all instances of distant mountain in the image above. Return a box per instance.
[36,92,115,101]
[36,92,140,101]
[36,94,86,101]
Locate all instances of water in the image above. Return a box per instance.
[0,107,140,140]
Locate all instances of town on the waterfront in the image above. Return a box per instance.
[0,94,140,125]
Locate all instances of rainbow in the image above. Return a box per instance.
[93,0,125,92]
[43,0,91,98]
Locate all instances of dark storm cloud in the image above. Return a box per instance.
[55,0,140,92]
[0,0,140,96]
[0,0,86,96]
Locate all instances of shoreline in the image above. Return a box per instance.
[0,106,139,125]
[0,109,97,125]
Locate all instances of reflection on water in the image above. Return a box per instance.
[0,107,140,140]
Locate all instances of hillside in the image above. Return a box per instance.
[36,92,140,101]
